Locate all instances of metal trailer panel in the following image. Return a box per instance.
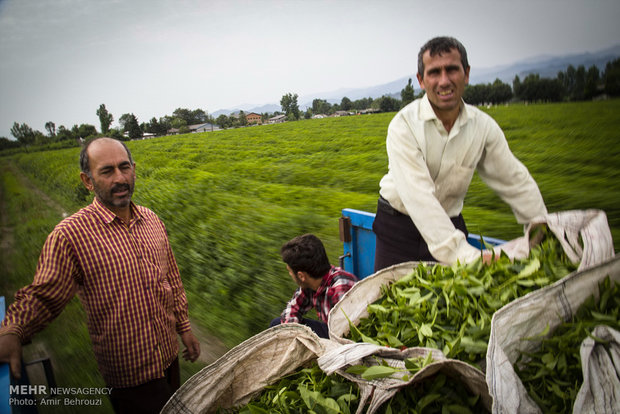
[1,296,9,414]
[340,208,505,279]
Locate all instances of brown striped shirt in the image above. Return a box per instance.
[0,197,191,387]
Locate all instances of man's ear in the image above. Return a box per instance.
[416,72,426,91]
[80,172,94,192]
[297,271,308,283]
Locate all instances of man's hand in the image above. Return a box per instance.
[529,223,547,249]
[0,334,23,379]
[180,331,200,362]
[481,249,498,265]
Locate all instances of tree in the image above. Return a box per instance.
[96,104,114,134]
[573,65,586,101]
[463,84,486,105]
[238,110,247,126]
[143,117,168,136]
[170,117,187,130]
[400,78,415,107]
[584,65,600,100]
[172,108,209,126]
[280,93,300,120]
[55,125,75,142]
[513,75,523,99]
[119,113,142,139]
[604,58,620,96]
[75,124,98,139]
[517,74,563,102]
[0,137,21,151]
[45,121,56,138]
[10,122,36,145]
[375,96,401,112]
[488,78,512,104]
[340,96,352,111]
[215,114,232,129]
[312,98,331,115]
[352,97,373,110]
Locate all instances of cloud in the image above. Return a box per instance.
[1,0,619,138]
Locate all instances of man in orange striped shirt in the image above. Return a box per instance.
[0,137,201,413]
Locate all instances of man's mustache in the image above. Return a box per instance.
[111,183,130,193]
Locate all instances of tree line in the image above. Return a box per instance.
[275,88,411,123]
[3,57,619,151]
[1,105,217,151]
[466,58,620,105]
[211,92,407,129]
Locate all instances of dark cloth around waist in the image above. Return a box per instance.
[373,197,468,271]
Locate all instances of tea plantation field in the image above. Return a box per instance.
[1,99,619,406]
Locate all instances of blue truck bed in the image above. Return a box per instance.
[339,208,506,279]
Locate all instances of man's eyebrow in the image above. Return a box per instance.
[98,161,132,171]
[427,64,461,73]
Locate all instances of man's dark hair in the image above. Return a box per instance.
[281,234,331,279]
[79,137,133,176]
[417,36,469,78]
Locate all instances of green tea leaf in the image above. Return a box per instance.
[361,365,401,380]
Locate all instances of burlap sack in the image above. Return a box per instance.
[162,323,337,413]
[486,255,620,414]
[318,343,491,414]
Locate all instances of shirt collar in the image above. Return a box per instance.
[314,266,335,293]
[419,93,471,125]
[91,197,141,225]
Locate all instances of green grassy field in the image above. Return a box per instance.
[1,99,619,411]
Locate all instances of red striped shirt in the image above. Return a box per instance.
[0,198,191,387]
[281,266,358,324]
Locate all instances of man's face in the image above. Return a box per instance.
[82,139,136,213]
[417,48,470,115]
[287,265,306,288]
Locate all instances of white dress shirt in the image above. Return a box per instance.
[379,94,547,264]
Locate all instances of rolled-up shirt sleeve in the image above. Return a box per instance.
[0,229,78,342]
[280,288,312,323]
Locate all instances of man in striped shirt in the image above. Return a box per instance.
[0,137,201,413]
[270,234,358,338]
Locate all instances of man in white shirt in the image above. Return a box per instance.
[373,36,547,270]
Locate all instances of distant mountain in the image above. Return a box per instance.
[211,103,280,118]
[212,44,620,115]
[469,43,620,85]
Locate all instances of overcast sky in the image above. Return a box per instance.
[1,0,619,138]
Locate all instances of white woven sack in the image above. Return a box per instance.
[573,325,620,412]
[493,209,614,271]
[486,255,620,414]
[162,323,336,414]
[318,342,492,414]
[327,261,422,345]
[329,210,613,346]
